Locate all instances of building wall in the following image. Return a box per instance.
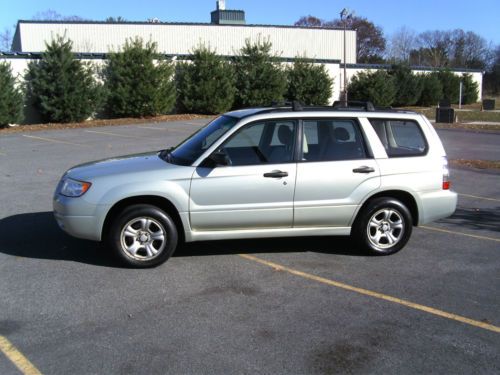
[15,21,357,63]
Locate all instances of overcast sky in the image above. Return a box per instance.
[1,0,499,45]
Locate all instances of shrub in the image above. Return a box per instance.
[233,39,287,107]
[104,38,175,118]
[435,70,461,104]
[176,45,236,114]
[348,70,396,107]
[417,73,443,106]
[0,62,23,127]
[286,58,333,105]
[390,63,423,106]
[25,36,101,123]
[461,73,479,104]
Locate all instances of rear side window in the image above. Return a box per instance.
[368,119,428,157]
[302,119,368,162]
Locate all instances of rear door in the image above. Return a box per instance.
[294,118,380,227]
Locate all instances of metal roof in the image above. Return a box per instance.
[16,19,348,32]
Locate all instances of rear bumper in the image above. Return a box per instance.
[417,190,457,225]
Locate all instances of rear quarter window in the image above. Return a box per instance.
[368,119,428,157]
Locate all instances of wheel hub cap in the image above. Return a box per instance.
[120,217,167,260]
[367,208,404,249]
[138,232,150,243]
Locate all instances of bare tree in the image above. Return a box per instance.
[326,16,386,63]
[294,15,322,27]
[417,30,453,67]
[32,9,85,21]
[388,27,417,63]
[295,15,387,63]
[484,45,500,94]
[450,29,489,69]
[0,27,13,51]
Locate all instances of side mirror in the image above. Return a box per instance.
[202,150,230,168]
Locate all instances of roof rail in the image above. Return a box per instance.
[332,100,376,111]
[270,100,304,111]
[245,100,417,117]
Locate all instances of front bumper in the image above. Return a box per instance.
[53,194,109,241]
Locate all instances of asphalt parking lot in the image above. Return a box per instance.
[0,120,499,374]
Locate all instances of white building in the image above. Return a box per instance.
[11,21,357,64]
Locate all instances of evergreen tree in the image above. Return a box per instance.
[0,62,23,127]
[418,73,443,106]
[176,45,236,114]
[435,69,461,104]
[104,38,175,117]
[233,39,287,107]
[461,73,478,104]
[390,63,423,106]
[348,70,396,107]
[286,58,333,105]
[25,36,101,123]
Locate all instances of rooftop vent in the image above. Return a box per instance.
[211,0,246,25]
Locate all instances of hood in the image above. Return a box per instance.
[66,152,175,181]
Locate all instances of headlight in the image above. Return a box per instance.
[60,178,92,197]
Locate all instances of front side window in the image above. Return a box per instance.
[301,119,368,162]
[220,120,297,166]
[368,119,427,157]
[169,115,238,165]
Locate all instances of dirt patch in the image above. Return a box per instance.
[450,159,500,170]
[434,123,500,132]
[0,114,214,135]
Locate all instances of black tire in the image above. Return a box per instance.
[352,197,413,255]
[108,204,178,268]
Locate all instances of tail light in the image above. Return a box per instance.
[442,157,450,190]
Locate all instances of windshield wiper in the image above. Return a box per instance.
[159,147,174,163]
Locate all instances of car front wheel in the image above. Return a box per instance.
[353,198,413,255]
[108,204,178,267]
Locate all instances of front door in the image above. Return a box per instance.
[189,120,298,231]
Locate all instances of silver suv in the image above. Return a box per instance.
[53,103,457,267]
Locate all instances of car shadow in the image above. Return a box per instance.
[0,212,366,267]
[176,236,364,258]
[437,206,500,233]
[0,211,118,267]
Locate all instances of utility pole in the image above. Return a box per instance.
[340,8,353,107]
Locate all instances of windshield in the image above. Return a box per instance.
[167,115,239,165]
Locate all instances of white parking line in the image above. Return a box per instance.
[22,135,86,147]
[84,130,148,139]
[184,122,206,126]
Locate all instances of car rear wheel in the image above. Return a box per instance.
[108,204,178,267]
[353,197,412,255]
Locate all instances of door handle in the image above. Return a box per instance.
[263,170,288,178]
[353,166,375,173]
